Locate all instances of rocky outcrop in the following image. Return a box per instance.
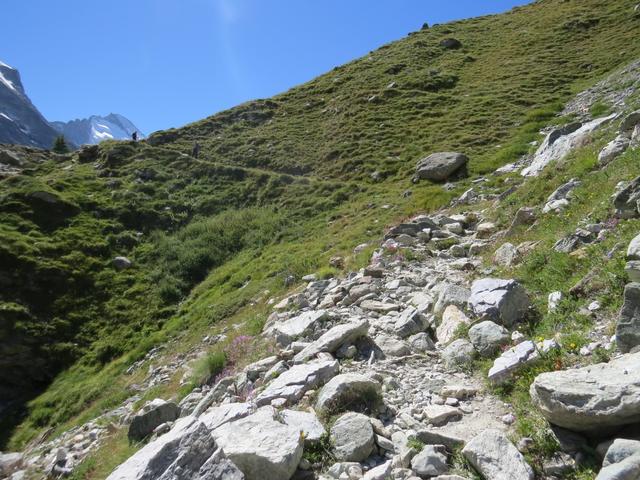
[415,152,468,182]
[127,399,180,441]
[315,373,382,414]
[213,407,304,480]
[469,279,530,327]
[293,320,369,363]
[330,412,375,462]
[468,321,509,357]
[462,429,534,480]
[614,176,640,218]
[0,61,60,149]
[530,353,640,433]
[617,283,640,353]
[255,359,339,406]
[107,417,243,480]
[521,114,616,177]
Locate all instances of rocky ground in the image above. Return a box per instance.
[3,57,640,480]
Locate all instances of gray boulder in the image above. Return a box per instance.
[603,439,640,467]
[617,283,640,353]
[620,110,640,132]
[521,115,615,177]
[330,412,375,462]
[469,278,530,327]
[493,243,519,267]
[375,334,411,357]
[614,176,640,219]
[442,339,476,368]
[409,332,436,352]
[462,429,534,480]
[468,321,510,357]
[107,417,243,480]
[411,445,449,478]
[434,284,471,315]
[213,406,303,480]
[599,134,631,166]
[0,453,23,478]
[267,310,329,346]
[316,373,382,414]
[628,234,640,260]
[530,352,640,433]
[255,359,339,406]
[395,307,428,338]
[128,399,181,441]
[113,256,132,270]
[416,152,468,182]
[440,38,462,49]
[294,319,369,363]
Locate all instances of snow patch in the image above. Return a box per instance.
[0,69,17,93]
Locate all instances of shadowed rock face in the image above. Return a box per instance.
[0,61,59,149]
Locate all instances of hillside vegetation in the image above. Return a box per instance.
[1,0,640,459]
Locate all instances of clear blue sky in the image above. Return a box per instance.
[1,1,529,135]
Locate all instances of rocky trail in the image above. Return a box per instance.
[4,57,640,480]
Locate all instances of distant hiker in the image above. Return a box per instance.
[132,131,138,142]
[192,141,201,159]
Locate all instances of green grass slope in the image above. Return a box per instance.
[1,0,639,450]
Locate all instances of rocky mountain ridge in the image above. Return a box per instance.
[0,61,59,149]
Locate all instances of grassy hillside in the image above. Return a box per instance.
[1,0,640,451]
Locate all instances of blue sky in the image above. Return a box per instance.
[1,1,529,134]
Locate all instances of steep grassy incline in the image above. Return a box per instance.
[1,0,639,450]
[150,0,639,180]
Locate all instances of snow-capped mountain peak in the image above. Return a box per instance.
[51,113,145,146]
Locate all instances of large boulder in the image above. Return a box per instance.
[416,152,468,182]
[462,429,534,480]
[213,407,304,480]
[411,445,449,478]
[315,373,382,414]
[330,412,375,462]
[107,417,244,480]
[530,352,640,433]
[617,283,640,353]
[395,306,428,338]
[614,176,640,219]
[469,278,530,327]
[596,439,640,480]
[266,310,329,346]
[442,338,476,368]
[468,321,510,357]
[521,114,615,177]
[0,453,23,478]
[599,134,631,166]
[128,399,181,441]
[293,319,369,363]
[628,234,640,260]
[620,110,640,132]
[440,38,463,49]
[255,359,339,406]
